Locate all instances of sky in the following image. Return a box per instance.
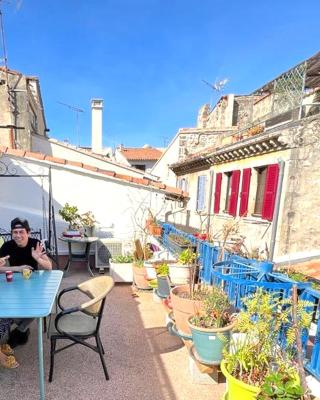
[1,0,320,149]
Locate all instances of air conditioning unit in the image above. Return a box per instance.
[95,238,123,272]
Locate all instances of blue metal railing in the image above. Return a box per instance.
[158,223,320,381]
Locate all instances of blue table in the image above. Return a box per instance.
[0,270,63,400]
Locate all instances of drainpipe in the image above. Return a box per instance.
[269,159,285,261]
[206,170,214,235]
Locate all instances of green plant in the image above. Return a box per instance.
[168,233,192,246]
[223,289,312,389]
[156,263,169,277]
[258,364,303,399]
[58,203,81,229]
[133,259,144,268]
[148,279,158,289]
[190,286,233,329]
[178,248,196,265]
[111,255,134,263]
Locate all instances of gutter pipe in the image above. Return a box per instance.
[269,159,285,261]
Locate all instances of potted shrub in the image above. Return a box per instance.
[59,203,81,236]
[80,211,96,237]
[132,259,150,289]
[188,286,235,365]
[221,289,313,400]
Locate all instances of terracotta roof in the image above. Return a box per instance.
[120,147,163,161]
[0,146,188,200]
[279,259,320,280]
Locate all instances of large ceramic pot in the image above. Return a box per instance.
[132,264,150,289]
[169,263,190,285]
[170,284,204,338]
[156,275,171,298]
[110,261,133,283]
[188,318,235,365]
[220,361,260,400]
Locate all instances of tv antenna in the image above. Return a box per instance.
[57,101,84,147]
[202,78,229,108]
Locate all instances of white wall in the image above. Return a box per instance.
[151,133,180,186]
[0,155,177,256]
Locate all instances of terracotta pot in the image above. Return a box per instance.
[132,264,150,289]
[170,284,204,338]
[148,224,162,236]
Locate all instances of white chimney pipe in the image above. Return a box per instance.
[91,99,103,154]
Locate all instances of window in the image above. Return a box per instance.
[196,175,207,211]
[224,172,232,213]
[213,173,222,213]
[254,167,267,215]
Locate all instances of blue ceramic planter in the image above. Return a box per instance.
[188,318,234,365]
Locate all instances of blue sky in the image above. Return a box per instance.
[1,1,320,149]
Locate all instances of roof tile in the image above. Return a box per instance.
[120,147,163,161]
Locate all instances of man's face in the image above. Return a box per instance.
[12,228,29,247]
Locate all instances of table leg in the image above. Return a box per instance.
[38,317,45,400]
[63,242,72,272]
[85,243,94,277]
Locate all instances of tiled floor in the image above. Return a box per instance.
[0,270,226,400]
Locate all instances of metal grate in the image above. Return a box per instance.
[272,62,306,115]
[95,239,123,269]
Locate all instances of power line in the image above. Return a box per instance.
[57,101,84,146]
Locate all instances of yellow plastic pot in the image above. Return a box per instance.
[220,361,260,400]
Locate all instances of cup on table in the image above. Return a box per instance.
[22,268,32,280]
[5,271,13,282]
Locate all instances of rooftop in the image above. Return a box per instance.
[119,147,163,161]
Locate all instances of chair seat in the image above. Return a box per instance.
[49,313,98,336]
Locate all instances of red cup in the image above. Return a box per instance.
[5,271,13,283]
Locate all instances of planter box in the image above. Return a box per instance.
[167,235,196,255]
[109,261,133,283]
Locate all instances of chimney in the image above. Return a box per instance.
[91,99,103,154]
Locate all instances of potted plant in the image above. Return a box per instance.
[167,233,196,255]
[80,211,96,237]
[221,289,313,400]
[169,248,196,285]
[132,259,150,289]
[109,254,134,283]
[58,203,81,236]
[188,286,235,365]
[156,263,171,299]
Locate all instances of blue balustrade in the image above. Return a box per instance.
[159,223,320,381]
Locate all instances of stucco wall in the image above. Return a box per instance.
[151,133,180,186]
[0,154,176,256]
[278,117,320,257]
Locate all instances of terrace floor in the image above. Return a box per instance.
[0,270,225,400]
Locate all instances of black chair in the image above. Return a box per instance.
[48,276,114,382]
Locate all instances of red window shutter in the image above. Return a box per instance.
[239,168,252,217]
[262,164,279,221]
[228,170,241,216]
[213,173,222,213]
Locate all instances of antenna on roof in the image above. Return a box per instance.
[202,78,229,108]
[57,101,84,147]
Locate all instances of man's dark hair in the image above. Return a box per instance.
[11,217,31,232]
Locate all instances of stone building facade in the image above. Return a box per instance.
[0,67,47,150]
[168,52,320,262]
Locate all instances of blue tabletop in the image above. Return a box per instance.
[0,270,63,318]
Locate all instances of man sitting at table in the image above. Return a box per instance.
[0,217,52,347]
